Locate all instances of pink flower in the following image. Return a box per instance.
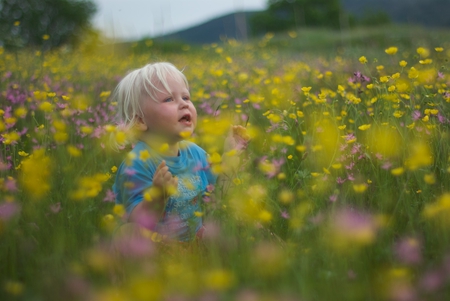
[394,236,422,265]
[4,178,17,192]
[113,232,155,258]
[420,270,443,292]
[49,202,62,214]
[103,189,116,202]
[124,168,136,176]
[412,110,421,121]
[336,177,346,184]
[329,194,338,202]
[381,161,392,170]
[0,202,20,221]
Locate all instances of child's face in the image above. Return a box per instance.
[138,74,197,144]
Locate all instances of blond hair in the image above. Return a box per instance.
[111,62,188,150]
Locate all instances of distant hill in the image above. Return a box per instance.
[154,11,257,44]
[154,0,449,44]
[342,0,450,28]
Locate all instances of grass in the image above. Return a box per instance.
[1,24,450,300]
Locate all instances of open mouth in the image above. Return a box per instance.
[179,114,191,122]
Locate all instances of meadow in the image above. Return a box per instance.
[1,24,450,301]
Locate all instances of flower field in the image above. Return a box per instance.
[1,25,450,300]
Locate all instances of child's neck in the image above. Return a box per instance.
[142,136,180,157]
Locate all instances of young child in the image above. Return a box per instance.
[111,62,247,242]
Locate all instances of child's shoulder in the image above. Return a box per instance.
[180,140,207,155]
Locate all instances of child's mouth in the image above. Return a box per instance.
[179,114,192,124]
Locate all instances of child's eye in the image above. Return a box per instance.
[183,96,190,101]
[163,97,173,103]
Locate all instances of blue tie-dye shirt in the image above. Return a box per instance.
[113,140,216,241]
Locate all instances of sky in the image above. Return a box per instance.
[92,0,267,41]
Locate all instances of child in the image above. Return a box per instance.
[111,62,247,242]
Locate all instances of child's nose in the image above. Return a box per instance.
[179,98,189,108]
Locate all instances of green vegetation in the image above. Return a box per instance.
[0,0,97,50]
[1,24,450,300]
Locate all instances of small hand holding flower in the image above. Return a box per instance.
[221,125,251,181]
[153,160,178,199]
[224,125,251,154]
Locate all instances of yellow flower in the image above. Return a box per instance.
[18,151,29,157]
[179,131,191,139]
[393,111,404,118]
[14,107,27,118]
[422,193,450,227]
[408,67,419,79]
[232,178,242,185]
[301,86,312,93]
[435,47,444,52]
[359,56,368,64]
[385,47,398,55]
[111,166,117,173]
[424,173,436,185]
[67,145,82,157]
[209,152,222,164]
[139,150,151,161]
[115,131,127,145]
[204,269,235,291]
[259,209,272,223]
[399,60,408,67]
[417,47,430,58]
[391,167,404,176]
[113,204,125,216]
[358,124,371,131]
[20,149,52,200]
[80,126,93,135]
[279,189,294,204]
[4,281,24,296]
[380,76,389,83]
[296,145,306,152]
[39,101,53,112]
[42,34,50,40]
[419,59,433,65]
[353,183,368,193]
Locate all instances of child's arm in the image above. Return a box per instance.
[128,160,178,223]
[217,125,250,193]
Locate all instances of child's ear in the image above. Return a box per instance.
[135,116,148,131]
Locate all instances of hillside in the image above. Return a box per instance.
[153,0,449,44]
[154,11,257,44]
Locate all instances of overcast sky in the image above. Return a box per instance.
[92,0,267,40]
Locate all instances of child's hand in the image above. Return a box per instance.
[153,160,178,198]
[224,125,251,153]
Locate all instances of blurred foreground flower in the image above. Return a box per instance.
[394,236,422,265]
[19,149,52,200]
[324,207,379,253]
[422,193,450,227]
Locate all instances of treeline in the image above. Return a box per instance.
[342,0,450,28]
[0,0,97,50]
[250,0,449,35]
